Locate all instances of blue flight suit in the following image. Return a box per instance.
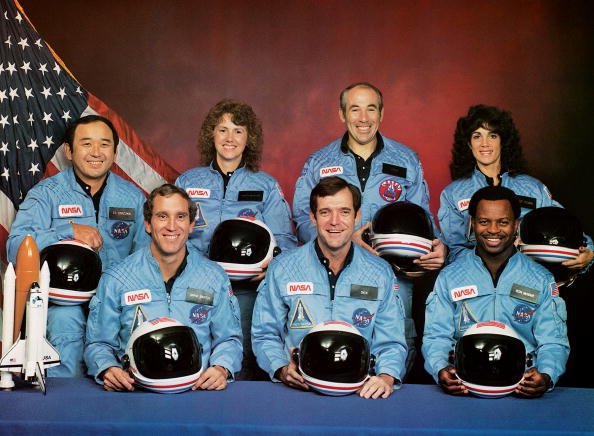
[7,167,148,377]
[252,241,407,384]
[292,133,437,371]
[422,249,569,385]
[84,245,243,383]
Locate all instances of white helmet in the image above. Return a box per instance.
[123,317,203,393]
[294,321,374,396]
[455,321,528,398]
[40,240,102,305]
[208,217,280,281]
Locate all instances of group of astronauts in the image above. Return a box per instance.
[6,81,593,399]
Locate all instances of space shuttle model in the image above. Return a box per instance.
[0,235,60,394]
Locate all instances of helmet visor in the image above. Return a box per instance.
[133,326,202,379]
[300,331,370,383]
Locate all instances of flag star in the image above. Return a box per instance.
[39,63,48,75]
[9,87,19,100]
[75,86,83,95]
[57,87,67,99]
[41,86,52,99]
[27,139,38,151]
[12,115,18,125]
[29,163,40,175]
[27,113,34,125]
[4,35,11,48]
[61,110,72,122]
[1,167,9,181]
[0,141,8,155]
[24,87,33,99]
[43,136,54,147]
[6,62,16,75]
[15,12,23,23]
[0,114,9,128]
[20,61,31,73]
[0,63,3,74]
[42,112,53,124]
[17,37,29,50]
[0,89,6,103]
[53,63,61,75]
[3,11,7,20]
[35,38,43,48]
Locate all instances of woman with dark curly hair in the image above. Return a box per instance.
[438,104,593,270]
[176,99,297,380]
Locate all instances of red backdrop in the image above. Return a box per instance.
[20,0,594,386]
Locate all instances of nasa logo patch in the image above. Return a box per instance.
[352,308,375,328]
[378,179,402,202]
[189,304,211,325]
[238,208,257,218]
[111,221,131,239]
[512,303,535,324]
[457,198,471,212]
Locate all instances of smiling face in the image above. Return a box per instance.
[145,193,193,261]
[472,199,519,258]
[64,120,116,191]
[339,85,383,151]
[469,126,501,173]
[213,113,248,171]
[310,187,361,258]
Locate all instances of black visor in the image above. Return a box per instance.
[40,243,102,292]
[208,220,271,264]
[372,201,434,240]
[455,333,526,387]
[300,331,371,383]
[520,206,584,248]
[133,326,202,379]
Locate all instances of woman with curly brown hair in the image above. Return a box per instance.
[176,99,297,380]
[438,104,592,269]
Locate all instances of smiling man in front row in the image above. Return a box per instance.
[84,184,242,391]
[252,176,407,399]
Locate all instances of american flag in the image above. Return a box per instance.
[0,0,180,266]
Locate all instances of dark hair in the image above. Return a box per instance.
[309,176,362,214]
[64,115,119,151]
[449,105,527,179]
[468,186,521,219]
[198,99,263,172]
[339,82,383,115]
[143,184,197,223]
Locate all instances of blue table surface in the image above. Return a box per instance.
[1,378,593,435]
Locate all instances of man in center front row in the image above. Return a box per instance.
[252,176,407,399]
[422,186,569,398]
[84,184,242,391]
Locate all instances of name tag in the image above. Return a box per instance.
[238,191,264,202]
[517,195,536,209]
[124,289,152,306]
[58,204,83,217]
[450,285,478,302]
[109,207,135,221]
[186,288,214,305]
[186,188,211,199]
[382,163,407,178]
[510,283,539,304]
[350,284,378,300]
[287,282,314,295]
[319,166,343,177]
